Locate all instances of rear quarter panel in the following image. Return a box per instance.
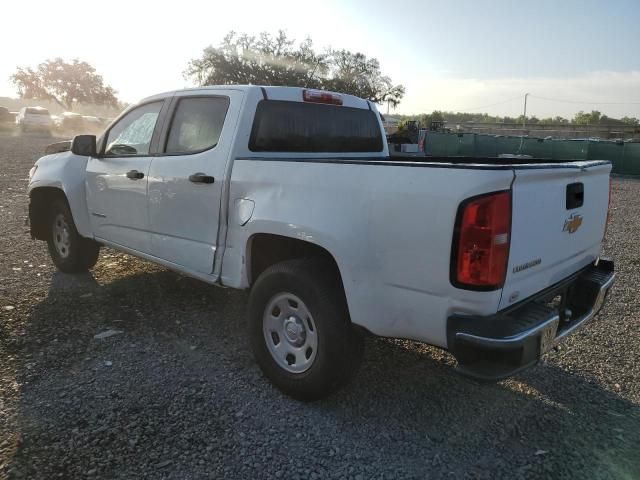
[223,159,514,347]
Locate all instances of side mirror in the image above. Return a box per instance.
[71,134,97,156]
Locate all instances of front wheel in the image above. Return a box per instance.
[249,259,364,401]
[46,199,100,273]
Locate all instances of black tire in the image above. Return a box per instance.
[249,259,364,401]
[46,199,100,273]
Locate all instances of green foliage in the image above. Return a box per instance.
[322,50,405,107]
[397,108,635,129]
[620,116,640,126]
[573,110,601,125]
[539,116,569,125]
[185,31,405,107]
[11,58,118,110]
[430,110,445,122]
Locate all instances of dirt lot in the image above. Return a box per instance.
[0,132,639,479]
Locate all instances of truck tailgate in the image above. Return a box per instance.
[499,161,611,310]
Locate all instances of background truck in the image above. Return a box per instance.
[27,86,615,400]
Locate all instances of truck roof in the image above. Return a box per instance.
[140,85,373,110]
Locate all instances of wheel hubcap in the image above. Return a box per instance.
[53,213,71,259]
[263,293,318,373]
[283,316,306,346]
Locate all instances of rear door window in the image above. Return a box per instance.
[165,97,230,154]
[249,100,383,153]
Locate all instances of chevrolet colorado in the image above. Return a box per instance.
[27,86,615,399]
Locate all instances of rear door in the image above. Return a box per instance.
[86,100,168,253]
[499,161,611,310]
[147,90,243,274]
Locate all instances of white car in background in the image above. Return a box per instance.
[82,115,104,134]
[16,106,53,133]
[55,112,84,132]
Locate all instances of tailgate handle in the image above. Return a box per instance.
[566,183,584,209]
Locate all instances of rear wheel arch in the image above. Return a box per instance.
[246,233,344,288]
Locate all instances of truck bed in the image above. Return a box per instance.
[389,152,612,168]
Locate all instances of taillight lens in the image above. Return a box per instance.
[452,191,511,290]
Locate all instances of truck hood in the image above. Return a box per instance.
[44,140,72,155]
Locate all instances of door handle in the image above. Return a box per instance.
[189,173,215,184]
[126,170,144,180]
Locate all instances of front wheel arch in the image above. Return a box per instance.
[45,198,100,273]
[29,187,68,240]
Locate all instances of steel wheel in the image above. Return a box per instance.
[249,259,364,400]
[263,292,318,374]
[52,213,71,259]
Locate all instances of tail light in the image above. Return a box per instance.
[604,177,612,239]
[302,89,343,105]
[451,191,511,290]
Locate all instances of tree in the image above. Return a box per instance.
[573,110,601,125]
[323,49,405,107]
[430,110,445,122]
[11,58,118,110]
[185,31,405,107]
[185,31,328,89]
[620,116,640,126]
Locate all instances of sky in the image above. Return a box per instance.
[1,0,639,118]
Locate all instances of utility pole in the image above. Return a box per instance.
[523,93,530,132]
[518,93,530,154]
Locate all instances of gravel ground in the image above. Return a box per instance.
[0,132,639,479]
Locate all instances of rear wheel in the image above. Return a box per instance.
[249,259,364,400]
[47,199,100,273]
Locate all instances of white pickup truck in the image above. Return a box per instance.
[28,86,615,400]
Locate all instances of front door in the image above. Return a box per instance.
[147,90,242,274]
[86,100,166,254]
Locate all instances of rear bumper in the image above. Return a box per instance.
[447,259,615,380]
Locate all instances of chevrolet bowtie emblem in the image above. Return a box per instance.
[563,213,583,234]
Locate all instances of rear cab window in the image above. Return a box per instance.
[249,100,383,153]
[26,108,50,116]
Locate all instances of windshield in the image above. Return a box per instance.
[25,108,49,115]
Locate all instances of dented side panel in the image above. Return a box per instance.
[222,159,514,347]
